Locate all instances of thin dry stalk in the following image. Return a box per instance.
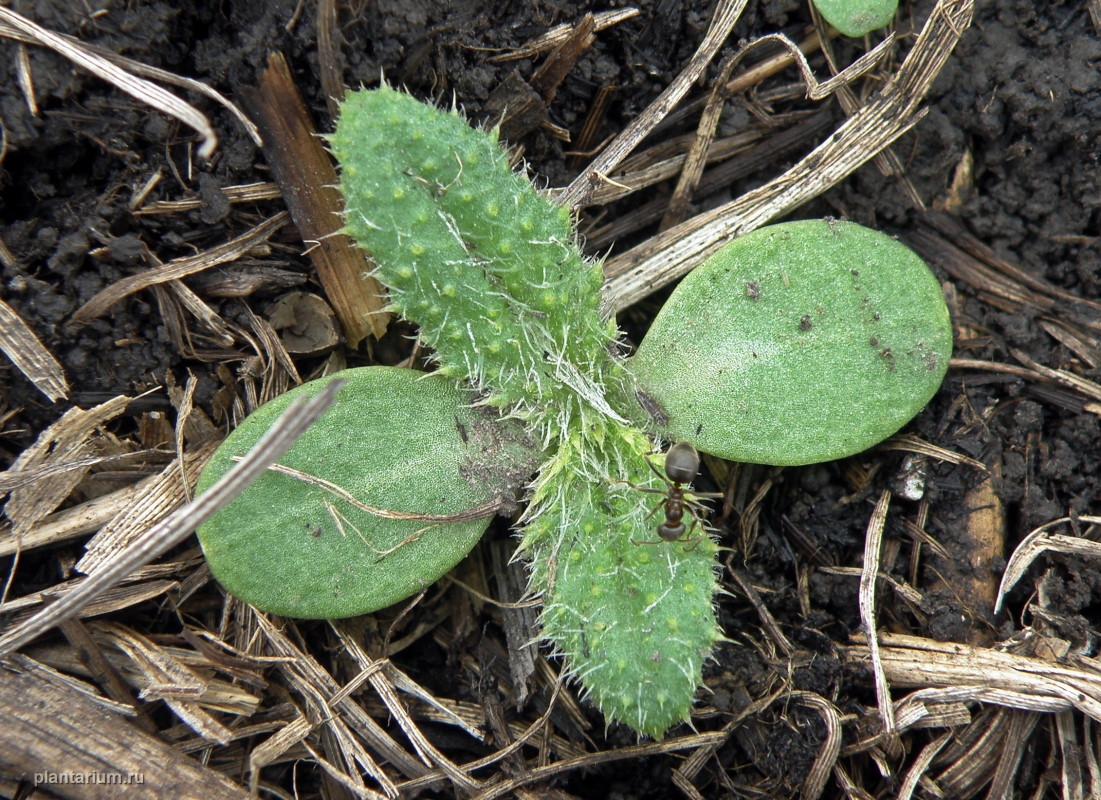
[257,462,505,522]
[487,9,641,63]
[249,612,420,796]
[559,0,749,208]
[789,691,842,800]
[660,54,739,230]
[331,624,482,792]
[469,731,729,800]
[135,181,283,215]
[71,212,289,324]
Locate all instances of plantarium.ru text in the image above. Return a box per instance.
[196,86,951,738]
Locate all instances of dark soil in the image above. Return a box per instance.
[3,1,1100,798]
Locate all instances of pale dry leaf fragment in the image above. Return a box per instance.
[3,396,130,536]
[995,515,1101,614]
[76,440,218,575]
[0,298,68,402]
[896,731,952,800]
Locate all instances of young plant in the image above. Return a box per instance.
[197,86,951,739]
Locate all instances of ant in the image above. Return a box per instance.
[629,441,721,549]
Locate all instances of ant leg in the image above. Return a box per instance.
[682,518,703,551]
[645,458,669,484]
[607,477,667,497]
[641,496,667,524]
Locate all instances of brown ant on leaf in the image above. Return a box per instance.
[627,441,721,550]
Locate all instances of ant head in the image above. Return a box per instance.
[664,441,700,484]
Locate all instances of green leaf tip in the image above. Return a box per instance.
[628,219,952,466]
[196,367,541,619]
[811,0,899,37]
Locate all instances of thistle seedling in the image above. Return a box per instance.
[196,86,951,739]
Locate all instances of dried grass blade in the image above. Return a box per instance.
[488,8,641,63]
[996,515,1101,614]
[0,471,155,558]
[331,623,482,792]
[250,613,409,796]
[469,731,728,800]
[76,440,218,574]
[860,490,894,738]
[0,380,343,656]
[0,448,165,493]
[70,212,289,325]
[0,6,219,158]
[660,55,738,230]
[560,0,748,208]
[1056,709,1086,800]
[790,692,842,800]
[603,0,975,311]
[99,621,233,743]
[898,731,952,800]
[247,713,314,795]
[0,298,68,402]
[1012,347,1101,403]
[880,433,988,471]
[987,710,1043,800]
[848,632,1101,723]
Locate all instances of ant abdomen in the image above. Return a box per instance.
[663,441,700,484]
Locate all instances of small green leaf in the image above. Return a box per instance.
[811,0,899,37]
[196,367,539,618]
[628,220,951,466]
